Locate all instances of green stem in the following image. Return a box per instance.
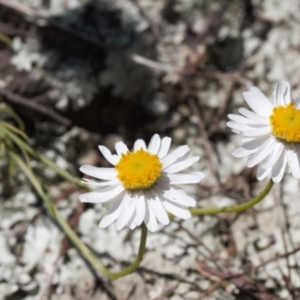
[0,32,12,46]
[190,179,274,215]
[0,105,25,131]
[12,153,148,280]
[108,223,148,280]
[1,121,27,139]
[2,125,90,191]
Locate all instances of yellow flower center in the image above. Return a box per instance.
[115,149,162,190]
[270,103,300,142]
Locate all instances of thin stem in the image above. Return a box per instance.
[1,121,27,139]
[108,223,148,280]
[0,31,12,46]
[2,125,90,191]
[190,179,274,215]
[11,153,147,280]
[0,106,25,130]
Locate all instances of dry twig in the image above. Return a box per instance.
[39,201,84,300]
[0,87,72,127]
[196,261,282,300]
[152,283,180,300]
[196,0,229,44]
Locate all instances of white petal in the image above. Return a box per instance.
[158,137,172,159]
[271,149,287,183]
[162,200,191,219]
[243,87,273,117]
[145,190,169,225]
[135,193,146,226]
[162,145,190,168]
[163,156,200,173]
[115,193,136,231]
[286,144,300,179]
[227,122,268,131]
[115,141,129,155]
[99,146,119,165]
[80,165,117,180]
[147,134,161,154]
[161,172,204,184]
[144,202,158,232]
[79,185,124,203]
[262,141,284,169]
[232,146,257,158]
[171,150,190,164]
[227,122,251,133]
[257,158,272,181]
[235,126,272,137]
[133,139,146,151]
[238,108,270,124]
[296,144,300,169]
[294,98,300,109]
[232,135,269,158]
[155,184,196,207]
[79,185,117,202]
[99,195,124,228]
[241,137,255,143]
[228,114,256,124]
[82,178,120,186]
[128,212,138,230]
[231,129,242,135]
[274,81,291,106]
[247,137,275,167]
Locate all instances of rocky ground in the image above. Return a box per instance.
[0,0,300,299]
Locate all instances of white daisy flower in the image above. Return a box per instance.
[79,134,204,232]
[227,81,300,183]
